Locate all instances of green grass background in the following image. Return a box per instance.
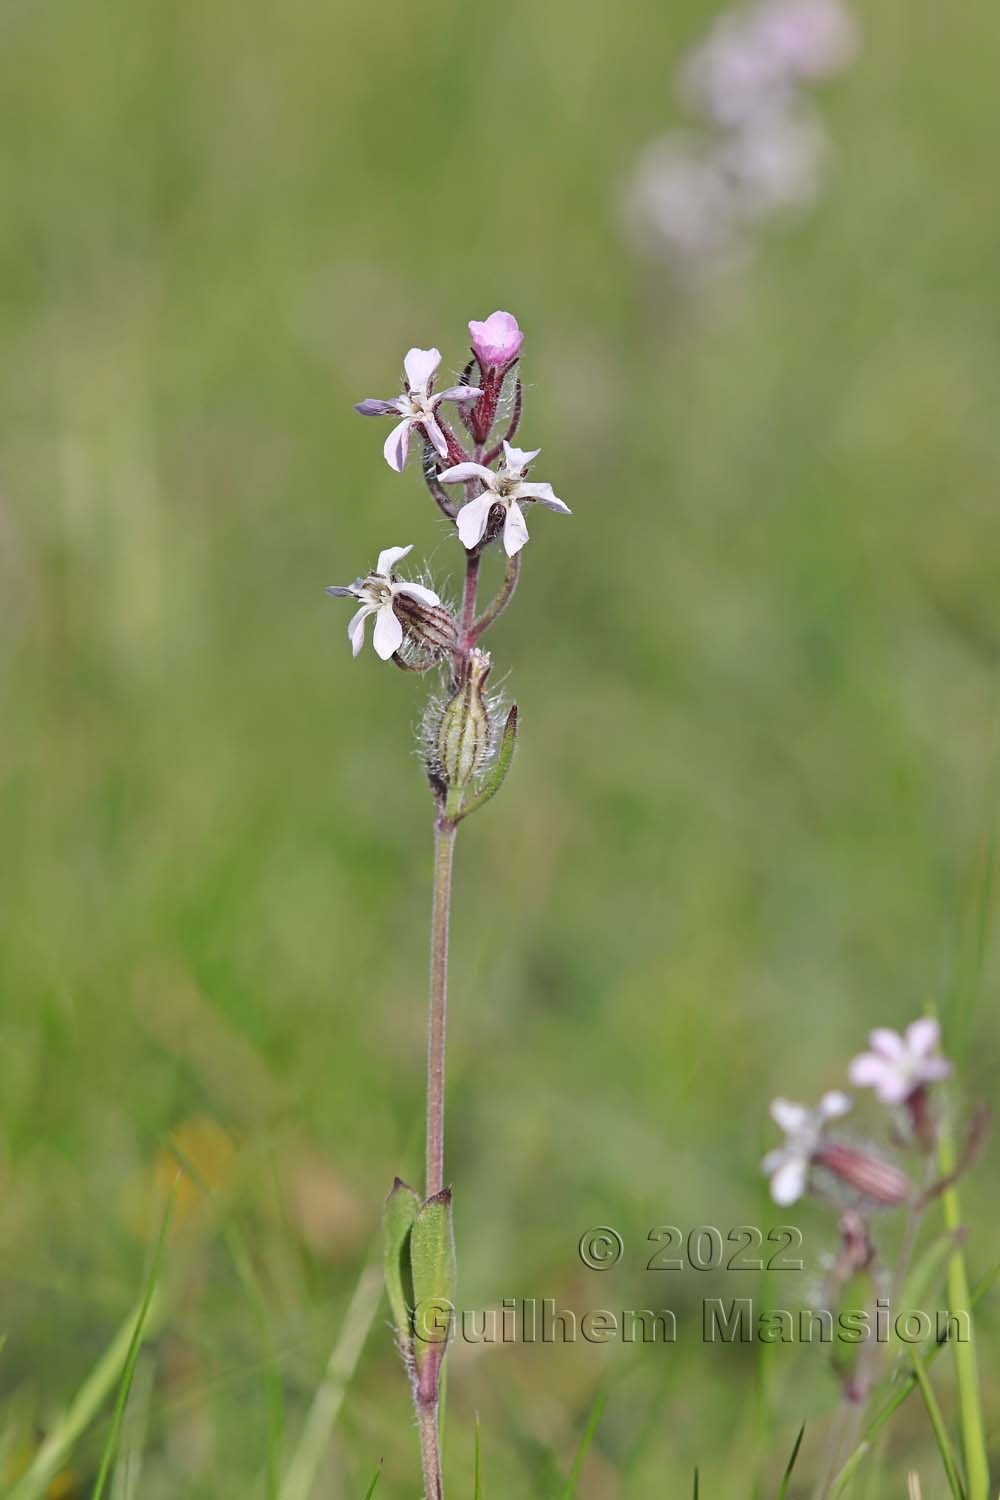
[1,0,998,1492]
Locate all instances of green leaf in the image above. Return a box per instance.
[383,1177,420,1344]
[409,1187,456,1371]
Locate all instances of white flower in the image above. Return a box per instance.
[437,441,571,557]
[761,1091,851,1205]
[326,544,440,660]
[848,1020,951,1105]
[355,348,482,473]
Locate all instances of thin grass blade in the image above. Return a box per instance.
[909,1349,967,1500]
[559,1391,606,1500]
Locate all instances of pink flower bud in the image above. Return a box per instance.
[468,311,524,370]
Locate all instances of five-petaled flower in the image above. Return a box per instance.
[848,1020,951,1105]
[468,310,524,370]
[438,441,571,556]
[762,1091,851,1205]
[326,545,440,660]
[356,348,481,473]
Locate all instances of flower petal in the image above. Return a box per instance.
[455,493,494,550]
[770,1157,807,1205]
[868,1028,905,1061]
[376,544,413,576]
[847,1053,896,1091]
[403,347,441,394]
[394,580,440,607]
[355,397,403,416]
[518,481,571,514]
[819,1090,852,1120]
[421,413,449,459]
[469,311,524,366]
[372,604,404,660]
[770,1098,808,1134]
[383,418,412,472]
[348,606,372,657]
[503,500,530,555]
[436,384,483,404]
[325,585,357,597]
[502,440,541,472]
[437,462,495,486]
[905,1018,940,1058]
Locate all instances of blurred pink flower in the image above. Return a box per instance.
[762,1091,851,1204]
[355,347,481,473]
[848,1020,951,1105]
[468,311,524,369]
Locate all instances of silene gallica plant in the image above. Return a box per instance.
[762,1018,991,1499]
[328,311,569,1499]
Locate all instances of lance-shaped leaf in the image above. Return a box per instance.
[453,705,518,824]
[383,1177,420,1344]
[410,1187,456,1376]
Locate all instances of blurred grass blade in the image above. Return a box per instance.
[559,1391,605,1500]
[360,1462,382,1500]
[7,1184,174,1500]
[164,1128,286,1498]
[91,1175,178,1500]
[937,1125,990,1500]
[909,1349,966,1500]
[278,1253,382,1500]
[830,1441,870,1498]
[776,1423,805,1498]
[110,1352,153,1500]
[692,1466,699,1498]
[858,1258,1000,1447]
[473,1411,482,1500]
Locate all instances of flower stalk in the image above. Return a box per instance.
[330,310,565,1498]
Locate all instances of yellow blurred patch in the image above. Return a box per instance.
[121,1115,237,1239]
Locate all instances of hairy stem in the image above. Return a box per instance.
[417,1400,444,1500]
[426,818,456,1198]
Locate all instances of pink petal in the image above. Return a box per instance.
[436,385,483,404]
[383,418,412,472]
[847,1053,895,1091]
[421,413,449,459]
[905,1018,940,1058]
[468,310,524,367]
[455,494,493,550]
[868,1028,905,1061]
[403,347,441,394]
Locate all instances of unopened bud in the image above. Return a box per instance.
[436,650,492,791]
[392,593,458,660]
